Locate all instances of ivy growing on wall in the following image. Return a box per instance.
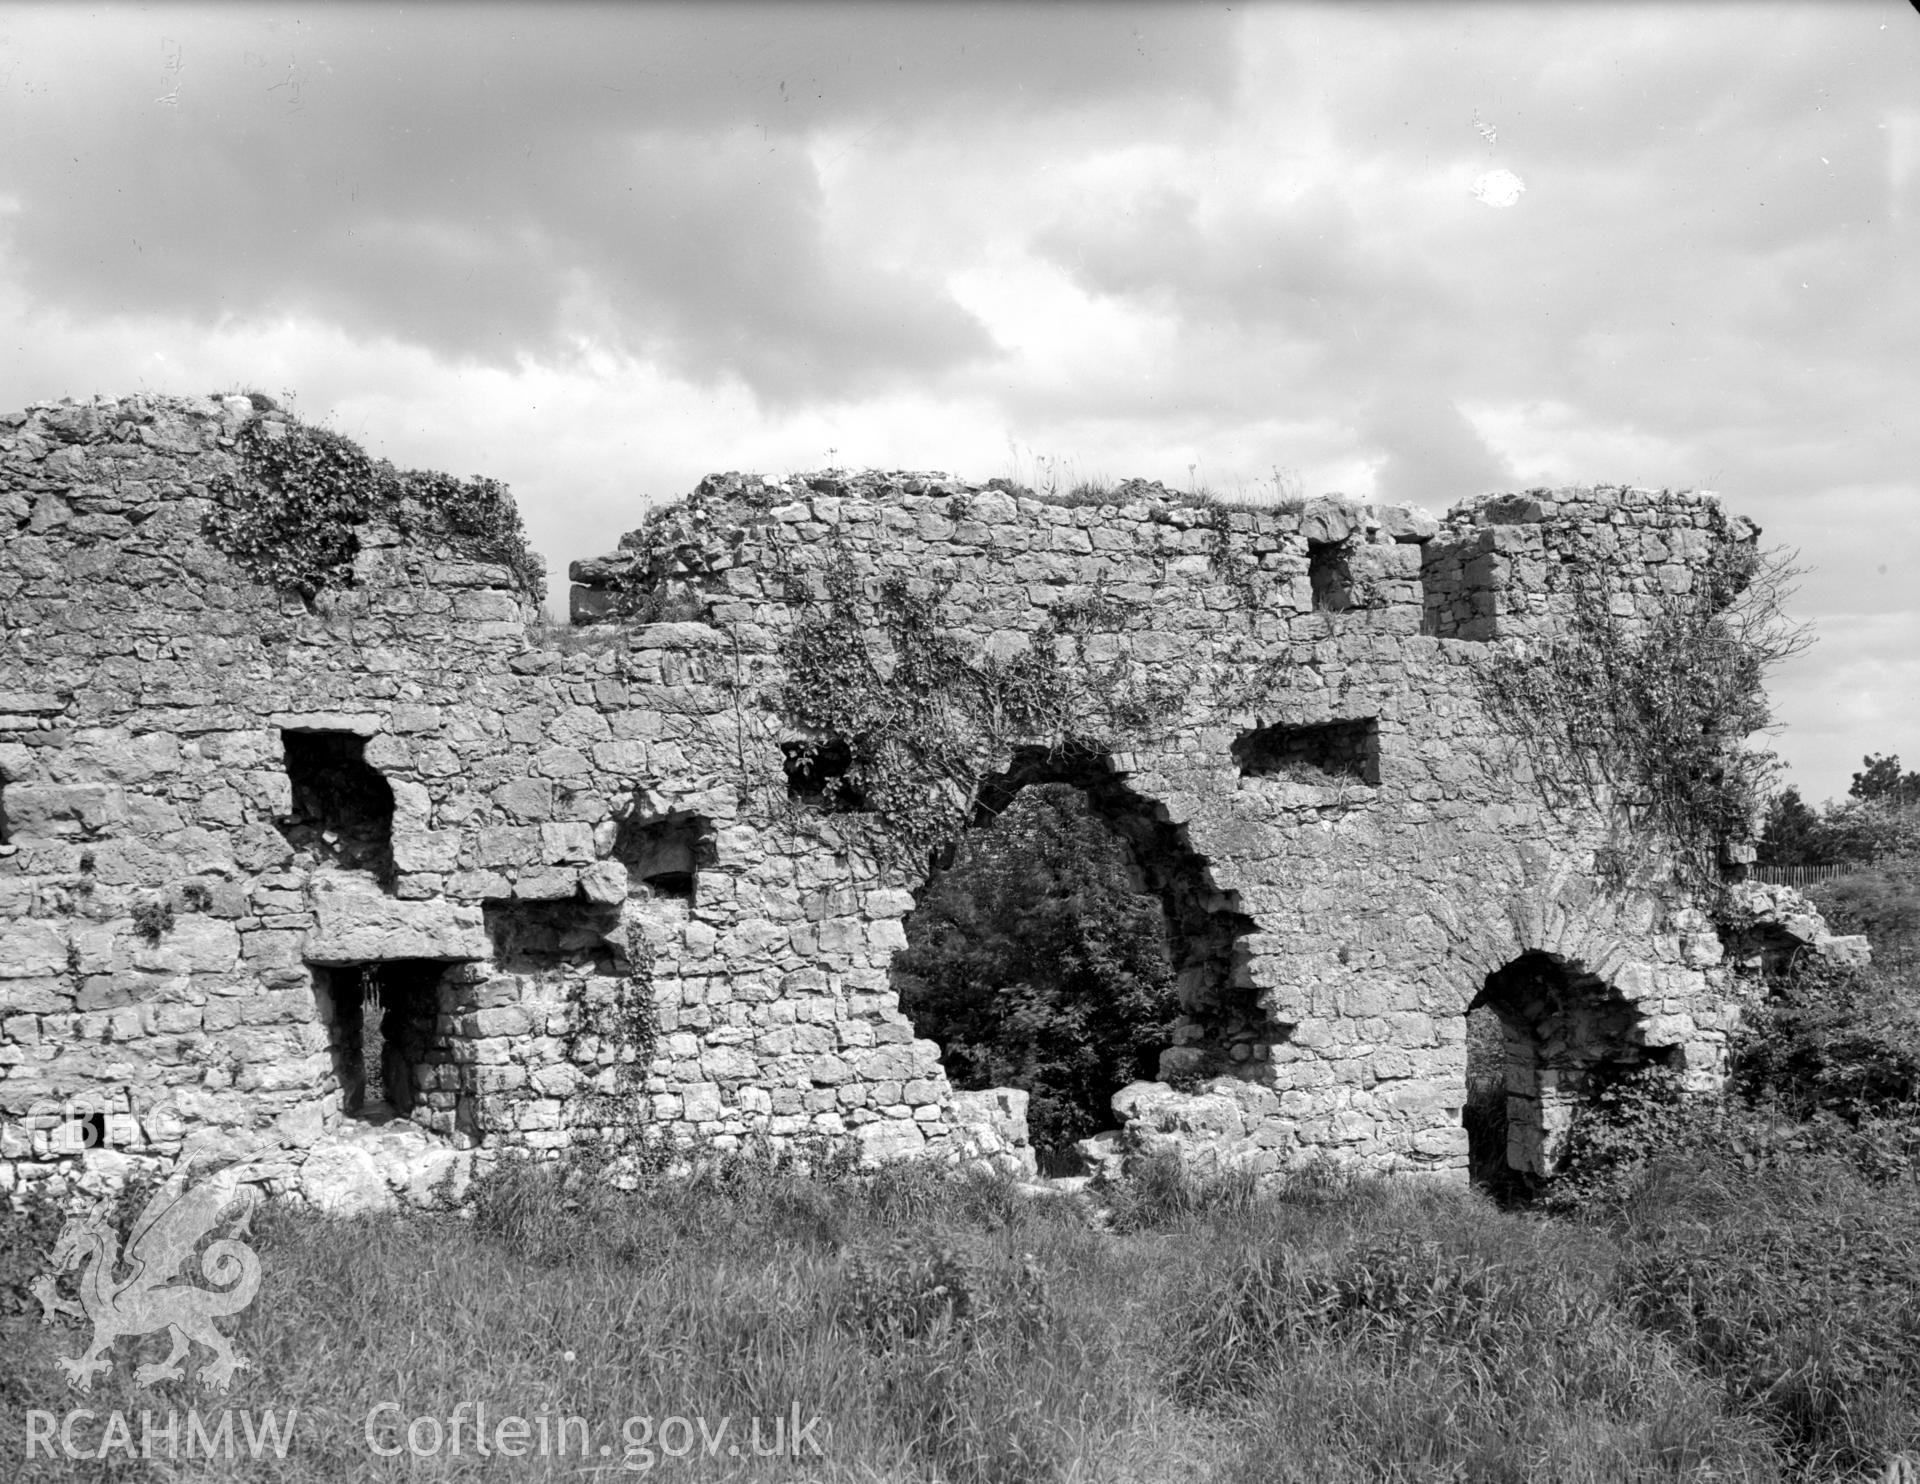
[206,413,546,602]
[778,549,1184,862]
[1476,527,1809,890]
[554,921,661,1150]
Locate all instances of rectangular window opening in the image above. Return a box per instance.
[612,810,712,902]
[1233,717,1380,786]
[484,898,623,968]
[1308,541,1355,613]
[782,738,870,812]
[312,959,447,1124]
[279,730,396,881]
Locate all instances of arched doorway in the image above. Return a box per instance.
[1464,950,1668,1179]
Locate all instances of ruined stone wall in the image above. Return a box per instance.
[0,394,1842,1209]
[1421,487,1758,643]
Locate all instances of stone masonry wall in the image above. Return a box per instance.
[0,394,1851,1209]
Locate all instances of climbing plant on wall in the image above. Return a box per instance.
[778,548,1184,862]
[206,413,546,602]
[1477,526,1809,890]
[559,921,661,1150]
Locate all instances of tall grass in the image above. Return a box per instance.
[5,1140,1915,1480]
[1602,1142,1920,1476]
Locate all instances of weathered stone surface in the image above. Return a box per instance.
[271,711,382,736]
[0,395,1833,1203]
[303,873,488,963]
[1073,1130,1128,1184]
[579,861,629,904]
[1299,496,1361,545]
[0,921,68,979]
[1721,880,1873,974]
[949,1086,1037,1178]
[299,1141,394,1216]
[0,691,65,714]
[5,783,125,836]
[1377,505,1439,542]
[1813,934,1871,969]
[857,1116,927,1164]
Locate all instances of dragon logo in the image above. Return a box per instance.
[32,1151,271,1394]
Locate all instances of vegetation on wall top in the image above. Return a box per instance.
[205,413,546,602]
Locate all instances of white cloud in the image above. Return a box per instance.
[0,2,1911,801]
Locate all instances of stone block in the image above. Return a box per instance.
[270,711,381,736]
[274,1102,326,1148]
[864,888,917,919]
[512,867,578,901]
[949,1087,1030,1152]
[1412,1125,1469,1157]
[447,870,513,900]
[808,1053,854,1086]
[393,829,462,873]
[0,921,67,978]
[857,1117,926,1164]
[303,873,488,963]
[491,778,554,822]
[681,1082,723,1120]
[1299,496,1360,545]
[1378,506,1439,542]
[5,783,125,837]
[475,827,539,868]
[1813,934,1870,969]
[0,691,65,714]
[540,822,595,864]
[301,1143,396,1217]
[579,861,629,905]
[867,920,908,953]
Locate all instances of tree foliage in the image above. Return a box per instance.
[891,784,1179,1155]
[1851,752,1920,808]
[1761,759,1920,868]
[1758,757,1920,969]
[1757,785,1830,865]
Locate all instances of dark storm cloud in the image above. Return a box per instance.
[0,4,1234,400]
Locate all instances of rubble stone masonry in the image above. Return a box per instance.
[0,394,1862,1211]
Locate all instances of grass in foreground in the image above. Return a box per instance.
[2,1140,1916,1482]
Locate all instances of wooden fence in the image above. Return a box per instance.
[1747,863,1865,889]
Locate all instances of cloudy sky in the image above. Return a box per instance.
[1,3,1913,802]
